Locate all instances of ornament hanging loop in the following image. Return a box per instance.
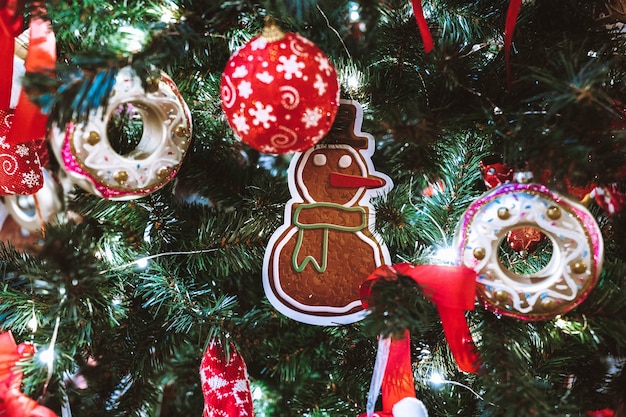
[262,15,285,42]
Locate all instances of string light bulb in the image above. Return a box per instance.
[37,348,55,367]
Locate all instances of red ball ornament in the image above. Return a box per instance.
[220,20,340,154]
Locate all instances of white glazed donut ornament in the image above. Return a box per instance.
[455,183,603,320]
[49,66,192,200]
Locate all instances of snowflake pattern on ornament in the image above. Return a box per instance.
[200,341,254,417]
[313,74,327,95]
[277,55,304,80]
[0,109,44,195]
[249,103,276,128]
[301,108,322,128]
[21,170,41,188]
[315,55,333,76]
[16,144,30,157]
[255,71,273,84]
[238,81,253,99]
[232,113,250,134]
[232,66,248,78]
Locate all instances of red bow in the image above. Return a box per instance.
[0,331,57,417]
[361,263,481,373]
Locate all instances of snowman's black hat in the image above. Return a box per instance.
[319,100,369,149]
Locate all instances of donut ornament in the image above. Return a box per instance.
[49,66,192,200]
[454,183,604,321]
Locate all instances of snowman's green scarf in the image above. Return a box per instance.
[291,202,367,273]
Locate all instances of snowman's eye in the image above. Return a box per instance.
[338,155,352,169]
[313,154,327,166]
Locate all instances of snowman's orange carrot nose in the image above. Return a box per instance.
[329,172,385,188]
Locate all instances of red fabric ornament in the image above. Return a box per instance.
[220,21,340,154]
[0,331,57,417]
[200,340,254,417]
[358,263,480,417]
[506,227,545,254]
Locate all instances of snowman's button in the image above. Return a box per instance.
[338,154,352,169]
[313,154,327,166]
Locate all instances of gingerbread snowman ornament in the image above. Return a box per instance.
[263,100,393,326]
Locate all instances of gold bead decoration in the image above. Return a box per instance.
[87,131,101,145]
[145,76,160,93]
[497,207,511,220]
[175,125,189,138]
[473,247,486,260]
[571,261,587,274]
[493,291,509,303]
[157,167,170,179]
[114,170,129,184]
[540,297,556,310]
[547,206,561,220]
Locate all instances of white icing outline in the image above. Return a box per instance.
[262,99,393,326]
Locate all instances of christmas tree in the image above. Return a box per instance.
[1,0,626,416]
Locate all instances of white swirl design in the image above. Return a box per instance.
[270,126,298,149]
[279,85,300,110]
[290,35,307,56]
[221,75,237,109]
[0,154,18,175]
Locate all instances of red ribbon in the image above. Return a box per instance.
[0,331,57,417]
[410,1,434,53]
[504,0,522,89]
[361,263,481,373]
[0,0,24,109]
[7,3,56,146]
[410,0,523,87]
[381,330,415,413]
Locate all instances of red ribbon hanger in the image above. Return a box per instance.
[5,2,56,146]
[410,0,522,87]
[0,0,24,109]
